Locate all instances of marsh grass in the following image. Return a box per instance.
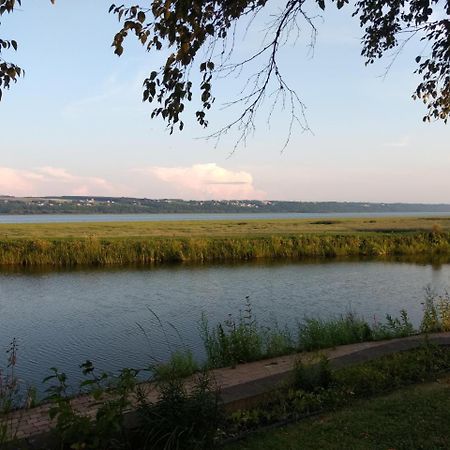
[0,227,450,267]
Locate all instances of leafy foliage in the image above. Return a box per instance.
[354,0,450,122]
[2,1,447,145]
[44,361,139,449]
[138,371,222,449]
[0,0,23,101]
[109,0,449,139]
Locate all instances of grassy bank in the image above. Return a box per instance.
[228,376,450,450]
[0,217,450,266]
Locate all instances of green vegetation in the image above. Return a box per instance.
[3,289,450,448]
[41,360,221,449]
[225,343,450,444]
[421,288,450,333]
[298,310,414,351]
[0,217,450,266]
[228,376,450,450]
[0,339,36,449]
[2,216,450,239]
[200,298,295,368]
[200,301,417,368]
[138,371,222,449]
[151,350,199,381]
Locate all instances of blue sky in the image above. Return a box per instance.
[0,0,448,202]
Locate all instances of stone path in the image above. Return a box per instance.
[5,332,450,448]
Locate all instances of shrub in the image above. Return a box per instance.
[138,371,223,449]
[292,357,333,392]
[44,361,139,450]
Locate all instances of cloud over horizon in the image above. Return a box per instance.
[133,163,266,200]
[0,166,120,197]
[0,163,265,200]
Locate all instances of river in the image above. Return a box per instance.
[1,211,450,224]
[1,259,449,394]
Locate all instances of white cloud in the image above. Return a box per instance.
[383,136,409,148]
[134,163,266,200]
[0,167,120,197]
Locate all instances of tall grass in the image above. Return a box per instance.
[201,300,417,368]
[420,287,450,333]
[0,231,449,267]
[200,298,295,368]
[297,310,415,351]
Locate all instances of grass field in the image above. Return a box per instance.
[0,216,450,239]
[0,217,449,266]
[228,377,450,450]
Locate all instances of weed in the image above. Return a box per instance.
[297,313,373,351]
[152,350,198,382]
[0,339,34,449]
[200,298,294,368]
[138,370,223,449]
[44,361,139,449]
[420,287,450,332]
[371,309,415,340]
[292,357,333,392]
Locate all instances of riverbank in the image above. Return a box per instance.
[5,333,450,448]
[3,286,450,448]
[0,217,450,266]
[228,374,450,450]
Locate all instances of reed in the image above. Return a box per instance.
[0,231,449,267]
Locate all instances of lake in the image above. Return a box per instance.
[1,259,449,394]
[1,211,450,224]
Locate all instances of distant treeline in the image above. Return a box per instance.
[1,196,450,214]
[0,232,449,267]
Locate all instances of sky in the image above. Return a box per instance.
[0,0,448,202]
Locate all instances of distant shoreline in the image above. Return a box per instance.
[1,196,450,216]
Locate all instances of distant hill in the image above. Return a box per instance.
[0,196,450,215]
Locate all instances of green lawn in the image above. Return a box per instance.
[0,216,449,239]
[228,378,450,450]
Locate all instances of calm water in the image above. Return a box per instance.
[1,211,450,224]
[1,260,450,394]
